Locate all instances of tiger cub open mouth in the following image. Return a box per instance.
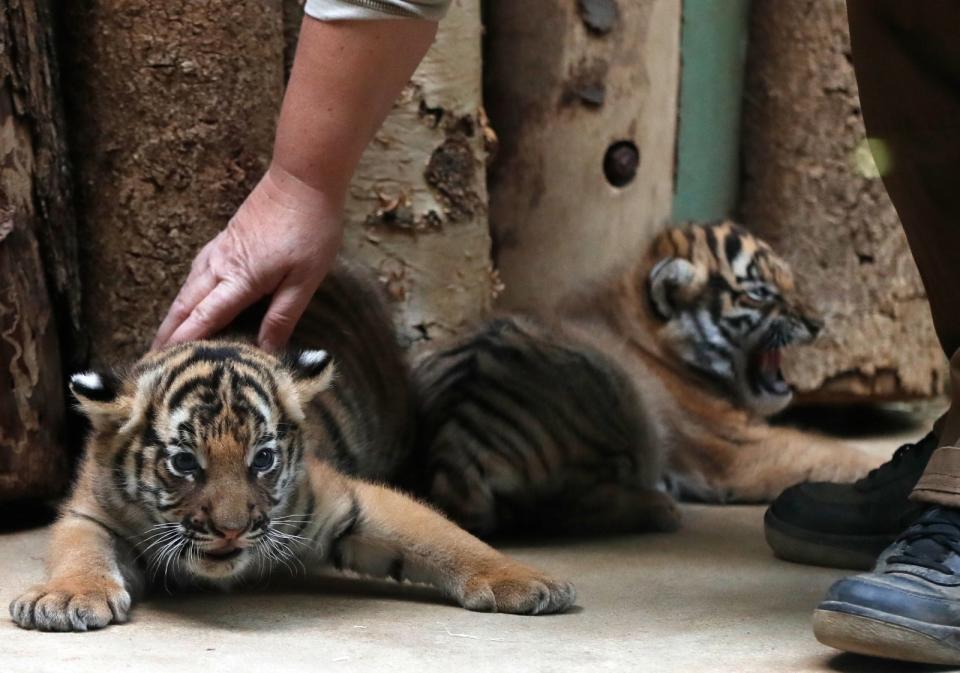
[750,348,789,396]
[199,547,245,562]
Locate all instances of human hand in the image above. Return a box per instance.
[152,165,343,352]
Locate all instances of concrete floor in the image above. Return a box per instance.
[0,405,953,673]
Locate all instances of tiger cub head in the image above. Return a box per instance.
[646,221,821,416]
[69,341,334,582]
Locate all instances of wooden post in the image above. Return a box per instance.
[740,0,947,402]
[333,0,495,345]
[0,0,76,500]
[61,1,285,365]
[485,0,682,313]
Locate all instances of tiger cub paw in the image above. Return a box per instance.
[460,564,576,615]
[9,578,131,632]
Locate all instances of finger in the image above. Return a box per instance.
[152,241,218,349]
[165,279,260,345]
[152,267,218,349]
[257,276,318,353]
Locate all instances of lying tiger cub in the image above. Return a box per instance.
[9,267,574,631]
[413,221,879,535]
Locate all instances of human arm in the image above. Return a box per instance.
[153,15,439,351]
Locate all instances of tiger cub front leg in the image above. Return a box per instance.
[9,511,140,631]
[705,428,881,502]
[312,468,576,615]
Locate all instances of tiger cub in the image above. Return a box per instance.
[9,264,574,632]
[412,221,879,536]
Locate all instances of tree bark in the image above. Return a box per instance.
[282,0,494,346]
[485,0,681,313]
[740,0,947,402]
[0,0,73,500]
[62,1,285,365]
[332,0,494,346]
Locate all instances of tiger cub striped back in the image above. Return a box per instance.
[411,316,671,536]
[283,263,415,480]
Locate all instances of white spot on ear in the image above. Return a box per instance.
[731,250,751,279]
[71,372,103,390]
[298,350,329,368]
[649,258,671,283]
[649,257,699,319]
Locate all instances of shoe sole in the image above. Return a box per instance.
[763,509,892,570]
[814,604,960,665]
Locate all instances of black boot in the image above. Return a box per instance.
[814,506,960,665]
[764,432,937,569]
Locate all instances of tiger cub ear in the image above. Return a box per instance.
[647,257,704,319]
[289,349,336,401]
[69,371,130,431]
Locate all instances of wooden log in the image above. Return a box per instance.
[740,0,947,402]
[0,0,73,500]
[284,0,498,347]
[485,0,681,313]
[283,0,495,345]
[61,1,285,365]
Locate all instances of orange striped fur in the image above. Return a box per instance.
[9,262,575,632]
[413,222,879,535]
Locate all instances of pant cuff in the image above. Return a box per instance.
[911,446,960,507]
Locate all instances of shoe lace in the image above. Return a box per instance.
[858,432,937,486]
[887,507,960,575]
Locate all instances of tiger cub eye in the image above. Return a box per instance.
[172,452,200,474]
[252,448,275,472]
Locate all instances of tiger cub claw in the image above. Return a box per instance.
[9,579,131,632]
[460,565,576,615]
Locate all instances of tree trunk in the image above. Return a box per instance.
[485,0,681,313]
[740,0,947,402]
[323,0,494,345]
[61,1,285,365]
[0,0,74,500]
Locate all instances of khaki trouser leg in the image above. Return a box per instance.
[847,0,960,506]
[914,351,960,506]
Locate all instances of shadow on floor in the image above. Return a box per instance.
[827,652,957,672]
[774,402,942,439]
[146,572,583,631]
[0,499,58,534]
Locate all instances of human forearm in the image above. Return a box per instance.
[154,16,438,351]
[271,16,438,202]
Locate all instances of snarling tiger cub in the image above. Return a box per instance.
[9,264,574,632]
[413,221,879,536]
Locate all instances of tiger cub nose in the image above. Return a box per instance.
[218,526,245,541]
[208,517,249,539]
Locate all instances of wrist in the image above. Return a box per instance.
[260,162,346,216]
